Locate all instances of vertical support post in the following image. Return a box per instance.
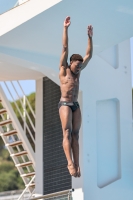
[72,91,84,200]
[7,114,10,132]
[35,78,43,195]
[68,192,71,200]
[23,95,26,134]
[6,114,10,143]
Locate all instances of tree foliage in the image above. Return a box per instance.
[0,151,25,192]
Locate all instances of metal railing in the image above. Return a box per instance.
[29,189,74,200]
[0,190,29,200]
[18,176,35,200]
[0,80,35,151]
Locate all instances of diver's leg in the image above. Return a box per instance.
[71,107,81,177]
[59,105,77,177]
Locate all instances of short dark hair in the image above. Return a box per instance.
[70,54,83,62]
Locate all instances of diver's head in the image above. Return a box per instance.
[70,54,83,74]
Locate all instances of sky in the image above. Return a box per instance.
[0,0,17,14]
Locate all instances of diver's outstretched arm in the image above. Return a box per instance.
[81,25,93,70]
[59,16,71,71]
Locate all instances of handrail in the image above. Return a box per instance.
[11,81,35,132]
[18,175,35,200]
[29,189,74,200]
[17,81,35,118]
[3,81,35,143]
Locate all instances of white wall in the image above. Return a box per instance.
[74,39,133,200]
[35,78,43,195]
[72,91,84,200]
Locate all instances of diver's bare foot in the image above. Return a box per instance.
[67,163,77,177]
[75,164,81,177]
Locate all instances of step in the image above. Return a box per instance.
[15,161,33,167]
[10,151,27,157]
[6,140,22,147]
[1,130,17,137]
[21,172,35,177]
[25,183,35,187]
[0,119,12,126]
[0,108,7,115]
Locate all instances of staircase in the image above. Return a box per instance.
[0,85,35,197]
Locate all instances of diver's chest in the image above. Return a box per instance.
[66,75,79,85]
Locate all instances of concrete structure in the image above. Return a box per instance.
[0,0,133,199]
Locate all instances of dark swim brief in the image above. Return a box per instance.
[58,101,80,112]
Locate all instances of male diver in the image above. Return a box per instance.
[58,16,93,177]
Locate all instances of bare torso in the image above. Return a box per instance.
[59,66,80,102]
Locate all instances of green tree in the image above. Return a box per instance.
[0,167,24,191]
